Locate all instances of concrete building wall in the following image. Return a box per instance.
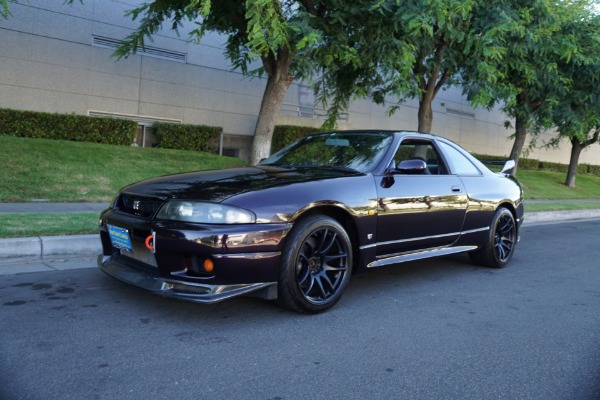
[1,0,599,165]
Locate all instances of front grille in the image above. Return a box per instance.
[115,194,164,218]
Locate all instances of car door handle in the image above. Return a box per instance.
[451,185,462,192]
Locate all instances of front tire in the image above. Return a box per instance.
[277,215,352,313]
[470,207,517,268]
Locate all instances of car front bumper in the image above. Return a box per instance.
[98,209,291,303]
[98,254,278,303]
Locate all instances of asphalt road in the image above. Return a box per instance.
[1,220,600,400]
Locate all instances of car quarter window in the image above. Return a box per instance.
[393,139,448,175]
[437,141,481,176]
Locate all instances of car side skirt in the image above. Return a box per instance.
[366,245,478,268]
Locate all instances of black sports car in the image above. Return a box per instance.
[98,130,524,313]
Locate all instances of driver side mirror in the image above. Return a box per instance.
[395,159,429,174]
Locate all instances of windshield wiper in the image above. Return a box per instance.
[258,163,295,169]
[299,165,359,173]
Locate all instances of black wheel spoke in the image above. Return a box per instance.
[291,222,351,307]
[320,272,335,291]
[315,228,330,252]
[318,231,338,254]
[494,214,515,262]
[297,265,310,286]
[302,275,315,295]
[323,263,346,272]
[314,275,327,298]
[323,252,347,264]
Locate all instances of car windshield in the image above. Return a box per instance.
[259,132,393,173]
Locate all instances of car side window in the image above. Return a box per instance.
[393,139,447,175]
[438,142,481,176]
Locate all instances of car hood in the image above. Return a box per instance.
[120,166,362,202]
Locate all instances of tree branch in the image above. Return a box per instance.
[581,128,600,148]
[433,68,450,98]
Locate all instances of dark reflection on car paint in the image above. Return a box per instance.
[122,166,364,204]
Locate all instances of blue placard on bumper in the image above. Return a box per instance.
[107,224,133,253]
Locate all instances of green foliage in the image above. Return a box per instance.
[311,0,518,131]
[1,0,8,19]
[464,0,597,128]
[245,0,290,57]
[0,108,137,145]
[517,158,542,170]
[546,12,600,171]
[107,1,321,81]
[473,153,600,176]
[270,125,321,153]
[537,161,569,174]
[586,164,600,176]
[153,122,222,153]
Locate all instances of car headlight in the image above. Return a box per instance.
[156,201,256,224]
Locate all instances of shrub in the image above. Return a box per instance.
[577,164,590,175]
[271,125,322,153]
[154,122,221,153]
[471,153,508,162]
[538,161,568,173]
[587,164,600,176]
[0,108,136,145]
[518,158,541,170]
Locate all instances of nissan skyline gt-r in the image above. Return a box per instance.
[98,130,524,313]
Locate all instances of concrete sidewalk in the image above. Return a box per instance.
[1,202,600,270]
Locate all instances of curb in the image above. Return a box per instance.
[1,210,600,265]
[0,234,100,265]
[523,209,600,224]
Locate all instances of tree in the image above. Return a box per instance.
[546,13,600,188]
[79,0,329,164]
[462,0,593,175]
[312,0,512,133]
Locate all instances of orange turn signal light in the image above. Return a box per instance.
[203,258,214,273]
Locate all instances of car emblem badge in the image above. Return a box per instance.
[133,200,141,211]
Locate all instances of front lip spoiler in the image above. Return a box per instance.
[98,255,276,304]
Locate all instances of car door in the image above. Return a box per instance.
[375,138,468,256]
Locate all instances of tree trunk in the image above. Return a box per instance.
[508,115,528,176]
[250,58,293,165]
[565,138,582,188]
[417,97,433,133]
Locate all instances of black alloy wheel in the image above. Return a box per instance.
[470,207,517,268]
[494,211,516,264]
[277,215,352,313]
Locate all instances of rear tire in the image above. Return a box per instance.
[277,215,352,313]
[469,207,517,268]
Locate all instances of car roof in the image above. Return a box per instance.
[314,129,439,138]
[312,129,449,144]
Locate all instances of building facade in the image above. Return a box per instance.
[1,0,598,164]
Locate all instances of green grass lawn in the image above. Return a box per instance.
[0,213,99,238]
[517,170,600,200]
[525,202,600,212]
[1,135,600,237]
[0,135,246,202]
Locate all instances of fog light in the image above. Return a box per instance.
[203,258,214,273]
